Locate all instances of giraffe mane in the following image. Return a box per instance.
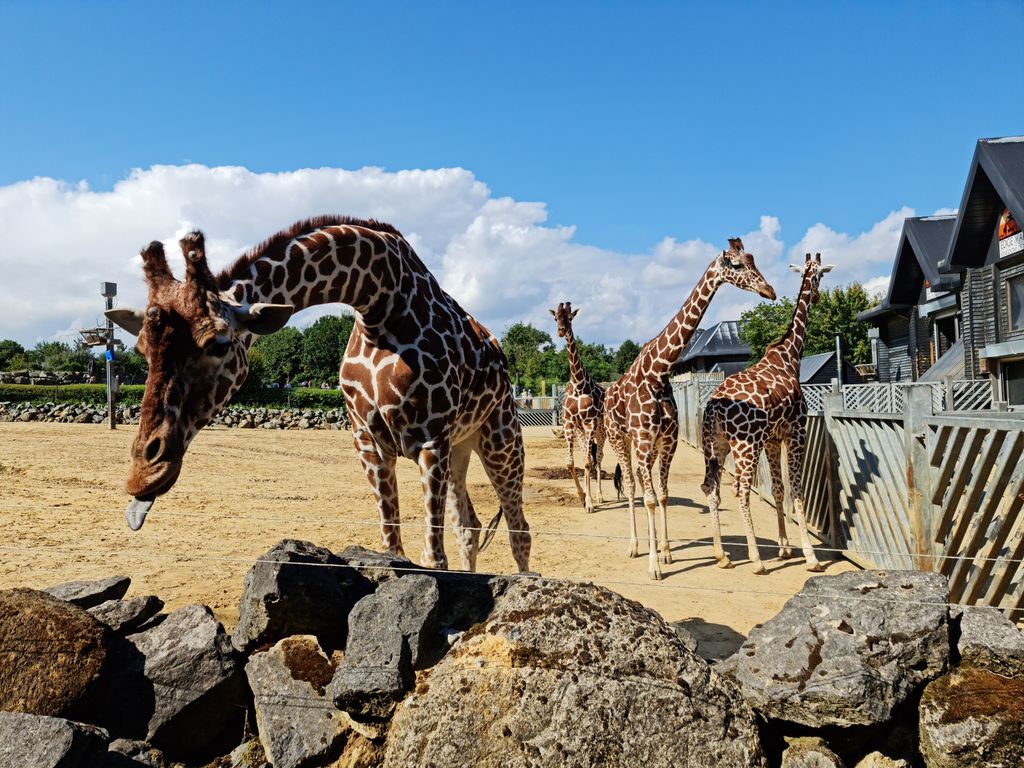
[216,215,406,290]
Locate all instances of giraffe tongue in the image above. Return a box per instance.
[125,496,155,531]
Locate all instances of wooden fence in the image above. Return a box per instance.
[672,379,1024,620]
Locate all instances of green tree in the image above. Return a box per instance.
[301,313,355,385]
[116,347,148,384]
[0,340,25,370]
[577,340,616,382]
[252,326,304,386]
[738,283,877,365]
[613,339,642,375]
[27,341,91,372]
[501,323,553,390]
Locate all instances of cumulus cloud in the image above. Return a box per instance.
[0,164,918,348]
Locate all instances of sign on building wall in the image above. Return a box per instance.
[998,207,1023,258]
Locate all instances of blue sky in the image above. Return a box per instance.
[1,1,1023,344]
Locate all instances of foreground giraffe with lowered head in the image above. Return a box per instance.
[106,217,531,573]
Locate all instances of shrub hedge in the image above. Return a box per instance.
[0,383,347,412]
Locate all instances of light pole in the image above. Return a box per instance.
[101,282,118,430]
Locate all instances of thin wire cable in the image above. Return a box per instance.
[2,502,1023,567]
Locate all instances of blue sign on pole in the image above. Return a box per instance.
[105,350,114,361]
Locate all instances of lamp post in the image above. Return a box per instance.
[101,282,117,430]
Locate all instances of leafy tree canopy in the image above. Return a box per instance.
[301,313,355,385]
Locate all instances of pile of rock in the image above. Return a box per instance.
[0,401,349,429]
[716,570,1024,767]
[0,370,88,385]
[2,547,1021,768]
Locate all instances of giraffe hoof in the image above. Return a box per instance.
[649,570,663,581]
[806,560,824,572]
[779,547,795,559]
[752,561,768,575]
[628,544,639,558]
[660,551,673,565]
[716,557,734,569]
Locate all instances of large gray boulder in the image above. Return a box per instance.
[0,588,110,719]
[780,737,844,767]
[232,540,374,654]
[121,604,245,760]
[0,711,108,768]
[45,576,131,608]
[104,738,168,767]
[245,635,347,768]
[330,574,440,719]
[918,666,1024,767]
[718,570,950,727]
[385,578,764,767]
[88,596,164,635]
[955,605,1024,677]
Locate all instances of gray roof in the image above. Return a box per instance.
[799,351,834,383]
[710,360,748,376]
[858,215,959,322]
[918,337,966,382]
[680,321,749,362]
[942,137,1024,270]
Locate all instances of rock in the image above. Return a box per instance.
[718,570,949,727]
[330,575,440,719]
[245,635,347,768]
[918,667,1024,767]
[853,753,908,768]
[105,738,168,767]
[385,579,764,767]
[232,540,372,654]
[0,588,110,719]
[780,737,844,767]
[45,575,131,608]
[224,738,271,768]
[335,545,411,585]
[669,620,700,654]
[955,605,1024,677]
[125,604,245,760]
[0,711,109,768]
[88,596,164,634]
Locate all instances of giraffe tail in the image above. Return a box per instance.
[613,464,623,500]
[479,507,503,552]
[590,440,598,477]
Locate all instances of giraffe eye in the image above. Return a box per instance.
[207,339,232,358]
[725,260,742,270]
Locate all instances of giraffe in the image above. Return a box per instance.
[604,239,776,579]
[550,302,605,513]
[700,252,833,575]
[105,217,531,573]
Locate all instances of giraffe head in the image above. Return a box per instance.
[788,252,835,304]
[106,231,294,530]
[549,301,580,338]
[712,238,777,300]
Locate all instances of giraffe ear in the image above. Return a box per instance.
[231,303,295,335]
[105,308,145,336]
[820,264,836,274]
[571,308,580,319]
[549,308,557,316]
[789,264,803,273]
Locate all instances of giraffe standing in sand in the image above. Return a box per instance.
[604,239,776,579]
[550,302,606,513]
[106,217,531,573]
[700,252,833,575]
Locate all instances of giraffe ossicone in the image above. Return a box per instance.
[700,251,834,575]
[550,301,606,513]
[603,238,776,580]
[107,217,531,573]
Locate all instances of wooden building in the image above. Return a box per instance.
[675,321,750,376]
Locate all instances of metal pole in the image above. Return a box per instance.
[101,282,118,430]
[834,333,843,386]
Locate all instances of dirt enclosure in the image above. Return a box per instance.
[0,422,852,659]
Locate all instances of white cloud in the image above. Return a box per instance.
[0,165,928,348]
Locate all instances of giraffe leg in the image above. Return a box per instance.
[607,425,638,558]
[564,424,587,509]
[702,428,732,568]
[477,402,531,572]
[765,441,794,559]
[593,421,606,504]
[635,442,661,580]
[656,431,677,565]
[787,430,823,572]
[352,428,404,557]
[581,424,596,514]
[734,443,766,575]
[417,440,451,570]
[446,441,480,571]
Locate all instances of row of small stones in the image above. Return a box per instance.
[0,401,350,429]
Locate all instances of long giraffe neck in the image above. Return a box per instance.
[772,270,814,374]
[224,225,416,329]
[565,326,586,384]
[633,268,719,382]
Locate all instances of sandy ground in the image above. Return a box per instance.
[0,422,853,659]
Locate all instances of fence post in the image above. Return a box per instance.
[905,386,936,572]
[822,390,843,546]
[944,375,955,412]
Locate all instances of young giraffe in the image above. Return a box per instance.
[700,252,833,575]
[106,217,531,573]
[604,239,776,579]
[550,302,605,513]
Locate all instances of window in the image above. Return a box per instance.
[1008,275,1024,332]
